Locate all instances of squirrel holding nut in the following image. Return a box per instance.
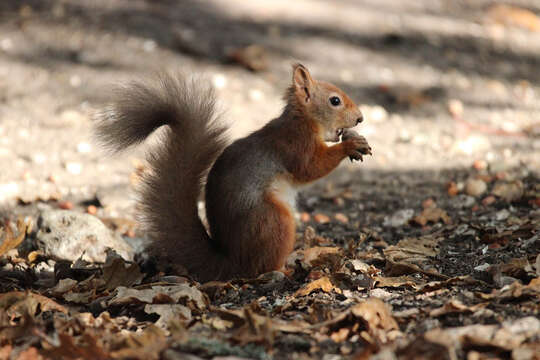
[95,64,371,282]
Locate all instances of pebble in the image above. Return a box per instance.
[76,142,92,154]
[86,205,98,215]
[383,209,414,228]
[65,162,83,175]
[313,214,330,224]
[447,181,459,196]
[334,213,348,223]
[482,195,496,206]
[465,178,487,197]
[447,99,463,118]
[422,198,436,209]
[300,212,311,222]
[472,159,487,170]
[494,209,510,221]
[58,201,73,210]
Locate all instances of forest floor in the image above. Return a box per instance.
[0,1,539,359]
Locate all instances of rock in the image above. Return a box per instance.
[313,213,330,224]
[36,210,134,263]
[492,181,524,202]
[450,194,476,208]
[383,209,414,228]
[334,213,349,223]
[465,178,487,197]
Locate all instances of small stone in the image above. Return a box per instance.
[47,174,59,183]
[465,178,487,197]
[494,209,510,221]
[58,201,73,210]
[422,198,436,209]
[86,205,97,215]
[65,162,83,175]
[447,99,463,118]
[473,159,487,170]
[492,181,524,202]
[334,213,348,223]
[300,212,311,222]
[447,181,459,196]
[474,263,491,272]
[383,209,414,228]
[482,195,496,206]
[313,214,330,224]
[76,142,92,154]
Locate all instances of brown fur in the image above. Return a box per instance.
[95,65,366,282]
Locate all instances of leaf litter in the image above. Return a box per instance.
[0,164,539,360]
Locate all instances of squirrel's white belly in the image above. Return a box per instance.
[269,177,298,212]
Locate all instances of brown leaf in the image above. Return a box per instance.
[110,325,167,360]
[429,300,488,317]
[303,246,342,267]
[424,317,540,352]
[383,236,444,278]
[42,332,110,360]
[412,207,451,226]
[102,250,144,291]
[0,218,29,257]
[373,275,419,289]
[294,276,339,297]
[110,285,207,310]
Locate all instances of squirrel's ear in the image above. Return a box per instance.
[292,63,314,104]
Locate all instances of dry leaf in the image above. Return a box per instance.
[0,218,28,257]
[412,207,451,226]
[102,250,144,290]
[429,300,488,317]
[303,246,342,267]
[294,276,339,297]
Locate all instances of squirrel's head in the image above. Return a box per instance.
[290,64,363,142]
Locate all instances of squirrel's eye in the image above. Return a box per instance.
[329,96,341,106]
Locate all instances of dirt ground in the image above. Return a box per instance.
[0,1,539,359]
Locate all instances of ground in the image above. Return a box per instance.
[0,1,539,359]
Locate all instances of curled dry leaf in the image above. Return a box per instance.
[0,218,29,257]
[102,249,144,291]
[424,316,540,353]
[303,246,342,267]
[383,236,442,277]
[429,299,488,317]
[294,276,340,297]
[412,207,451,226]
[110,284,207,310]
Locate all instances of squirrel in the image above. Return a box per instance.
[95,64,371,282]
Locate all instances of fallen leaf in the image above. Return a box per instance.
[412,207,451,226]
[102,250,144,290]
[294,276,339,297]
[0,218,29,257]
[429,299,488,317]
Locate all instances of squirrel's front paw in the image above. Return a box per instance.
[342,130,372,161]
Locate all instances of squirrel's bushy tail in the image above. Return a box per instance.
[95,74,228,281]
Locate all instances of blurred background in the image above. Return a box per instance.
[0,0,539,216]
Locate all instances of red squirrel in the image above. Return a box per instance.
[95,64,371,282]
